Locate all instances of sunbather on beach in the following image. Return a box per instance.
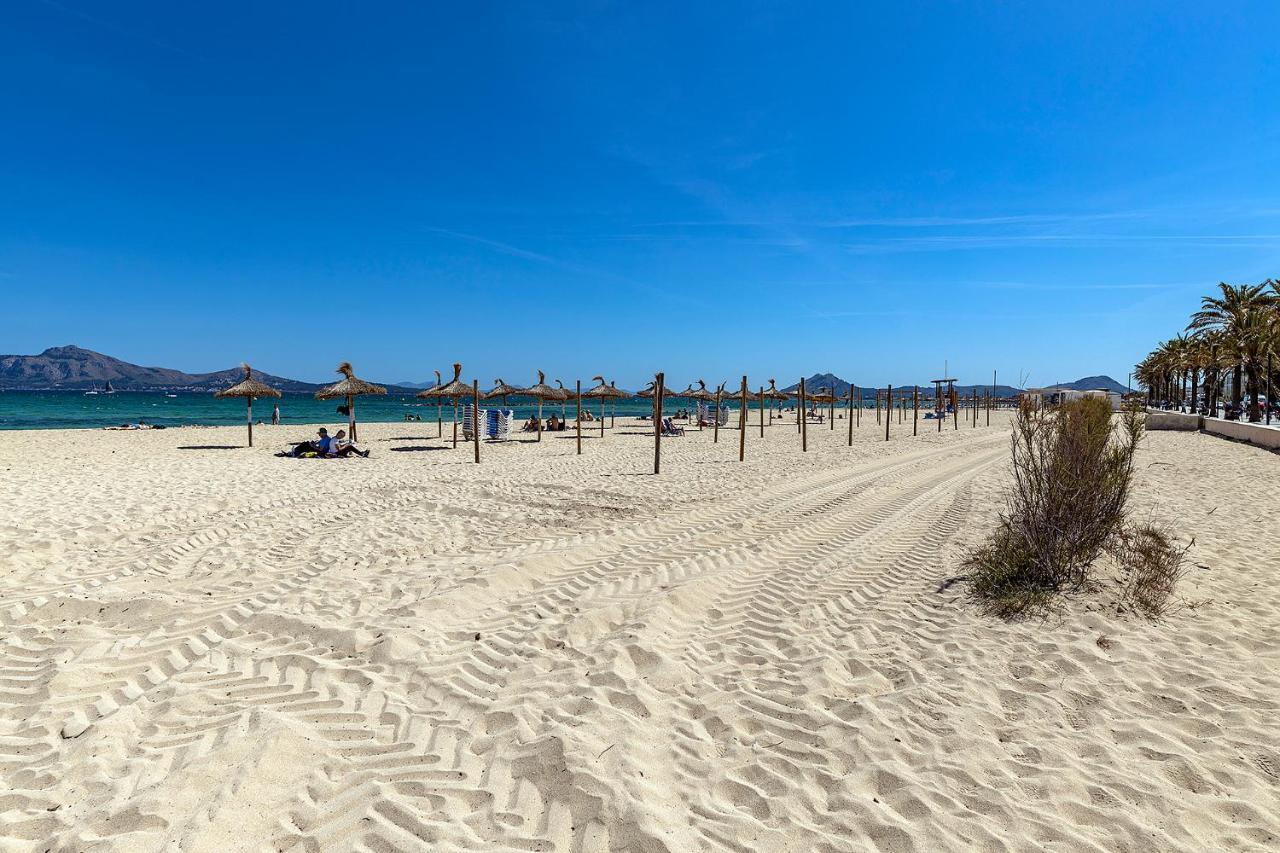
[328,429,370,457]
[521,416,540,431]
[288,427,331,456]
[547,414,563,431]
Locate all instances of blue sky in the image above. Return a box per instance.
[3,2,1278,388]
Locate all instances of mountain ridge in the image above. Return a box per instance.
[0,346,421,393]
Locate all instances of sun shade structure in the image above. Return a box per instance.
[315,362,386,443]
[484,378,525,405]
[420,363,471,448]
[520,370,562,442]
[583,376,629,434]
[213,363,282,447]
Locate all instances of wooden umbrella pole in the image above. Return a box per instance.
[885,385,892,441]
[738,376,747,462]
[847,385,853,446]
[713,388,721,443]
[913,386,918,436]
[972,390,976,429]
[653,372,664,474]
[952,384,958,430]
[453,399,459,448]
[247,397,253,447]
[472,380,481,463]
[576,380,582,455]
[437,402,442,438]
[347,395,355,443]
[538,399,544,442]
[759,386,765,437]
[855,385,860,427]
[600,397,605,438]
[799,377,807,452]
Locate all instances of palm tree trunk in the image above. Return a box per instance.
[1232,364,1243,413]
[1247,363,1261,422]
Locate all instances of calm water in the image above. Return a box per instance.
[0,391,816,430]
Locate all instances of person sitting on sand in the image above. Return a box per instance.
[288,427,331,456]
[521,415,540,431]
[547,413,563,431]
[327,429,370,457]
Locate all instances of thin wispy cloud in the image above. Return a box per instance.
[843,234,1280,253]
[423,227,560,265]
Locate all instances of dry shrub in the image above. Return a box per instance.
[1108,524,1191,618]
[967,396,1144,616]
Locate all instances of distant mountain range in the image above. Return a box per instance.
[0,346,422,393]
[779,372,1127,397]
[0,347,1129,397]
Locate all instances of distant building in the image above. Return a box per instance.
[1024,387,1122,411]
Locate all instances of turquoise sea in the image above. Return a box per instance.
[0,390,822,431]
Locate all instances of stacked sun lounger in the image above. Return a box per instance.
[488,408,512,441]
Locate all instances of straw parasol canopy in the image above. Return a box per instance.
[419,363,471,448]
[420,363,471,399]
[484,378,525,404]
[314,362,386,442]
[520,370,562,441]
[214,363,281,447]
[583,376,629,433]
[807,387,838,405]
[759,378,790,401]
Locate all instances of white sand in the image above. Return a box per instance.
[1,414,1277,851]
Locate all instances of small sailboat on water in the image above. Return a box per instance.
[103,380,116,395]
[84,383,100,395]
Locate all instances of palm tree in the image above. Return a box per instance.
[1187,282,1276,421]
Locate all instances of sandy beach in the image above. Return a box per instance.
[1,415,1277,852]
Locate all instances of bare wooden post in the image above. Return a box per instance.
[913,385,918,436]
[935,380,942,433]
[247,397,253,447]
[799,377,808,452]
[653,372,664,474]
[885,385,892,441]
[576,380,582,455]
[759,386,765,437]
[876,390,881,425]
[990,369,995,426]
[713,386,722,444]
[855,385,860,427]
[847,384,854,446]
[972,390,977,429]
[739,376,747,461]
[472,380,481,463]
[829,385,835,430]
[952,383,958,430]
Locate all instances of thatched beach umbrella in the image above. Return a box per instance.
[686,379,718,430]
[420,363,471,448]
[315,362,386,443]
[213,363,281,447]
[485,378,525,407]
[555,379,572,417]
[758,378,789,424]
[520,370,561,442]
[583,376,629,435]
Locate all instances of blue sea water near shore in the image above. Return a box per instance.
[0,391,812,431]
